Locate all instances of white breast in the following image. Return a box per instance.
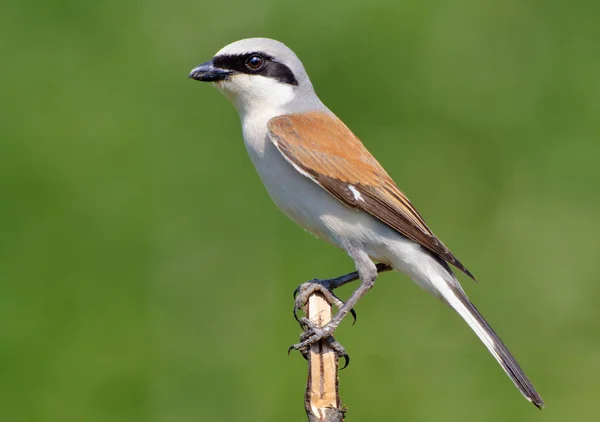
[241,112,336,241]
[240,111,397,254]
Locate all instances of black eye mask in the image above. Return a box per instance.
[212,52,299,86]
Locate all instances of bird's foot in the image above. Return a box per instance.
[289,317,350,369]
[290,265,392,368]
[293,279,356,325]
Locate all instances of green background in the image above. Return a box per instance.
[1,0,599,421]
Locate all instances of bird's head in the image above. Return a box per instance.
[189,38,322,116]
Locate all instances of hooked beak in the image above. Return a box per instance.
[188,61,232,82]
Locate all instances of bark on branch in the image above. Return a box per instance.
[304,292,345,422]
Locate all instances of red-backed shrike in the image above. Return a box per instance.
[189,38,543,408]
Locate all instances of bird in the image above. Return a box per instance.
[188,37,543,408]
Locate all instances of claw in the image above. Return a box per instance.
[323,336,349,368]
[329,290,357,325]
[350,308,357,325]
[340,353,350,369]
[298,317,314,331]
[293,305,301,324]
[292,285,301,299]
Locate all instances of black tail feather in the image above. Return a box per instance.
[449,285,544,409]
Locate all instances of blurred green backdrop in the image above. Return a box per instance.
[1,0,599,421]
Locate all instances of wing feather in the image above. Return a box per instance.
[268,111,475,280]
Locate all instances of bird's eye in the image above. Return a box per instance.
[246,55,265,71]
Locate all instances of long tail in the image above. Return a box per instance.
[437,279,544,408]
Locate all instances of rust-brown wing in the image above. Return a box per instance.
[267,111,475,280]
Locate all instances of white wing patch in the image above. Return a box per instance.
[348,184,364,202]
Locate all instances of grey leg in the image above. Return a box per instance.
[292,263,392,323]
[291,253,388,356]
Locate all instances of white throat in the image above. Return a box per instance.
[217,74,296,120]
[216,77,326,160]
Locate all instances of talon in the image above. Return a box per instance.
[292,285,301,299]
[293,306,302,324]
[324,336,349,368]
[350,308,357,325]
[340,353,350,369]
[287,343,310,361]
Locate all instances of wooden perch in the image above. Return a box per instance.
[304,292,345,422]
